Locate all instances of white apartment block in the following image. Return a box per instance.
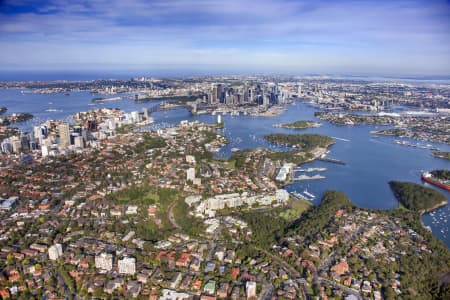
[48,243,63,261]
[95,253,113,271]
[118,257,136,275]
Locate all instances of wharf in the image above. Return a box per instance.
[317,157,346,165]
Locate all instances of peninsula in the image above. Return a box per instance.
[389,181,448,213]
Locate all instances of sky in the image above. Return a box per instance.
[0,0,449,76]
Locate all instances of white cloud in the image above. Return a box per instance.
[0,0,449,74]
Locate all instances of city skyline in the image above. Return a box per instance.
[0,0,450,76]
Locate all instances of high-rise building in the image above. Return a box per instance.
[142,107,149,120]
[20,133,30,152]
[33,125,47,144]
[212,85,218,103]
[217,84,223,103]
[48,243,63,260]
[118,256,136,275]
[87,120,98,132]
[131,111,140,122]
[95,253,113,271]
[1,139,12,153]
[41,145,49,157]
[58,122,70,148]
[10,136,21,153]
[74,135,84,148]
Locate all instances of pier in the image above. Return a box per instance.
[317,157,346,165]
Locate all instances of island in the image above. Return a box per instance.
[91,96,122,102]
[264,133,334,149]
[432,151,450,161]
[274,120,321,129]
[389,181,448,213]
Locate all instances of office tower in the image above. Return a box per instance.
[10,136,21,153]
[142,107,149,120]
[211,84,218,103]
[74,135,84,148]
[1,139,12,153]
[58,122,70,148]
[217,84,223,103]
[41,145,49,157]
[20,133,30,152]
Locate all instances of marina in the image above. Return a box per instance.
[295,167,327,172]
[290,189,316,201]
[395,139,440,151]
[295,174,326,181]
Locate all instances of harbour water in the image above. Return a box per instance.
[1,88,449,247]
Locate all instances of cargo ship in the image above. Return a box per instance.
[421,172,450,191]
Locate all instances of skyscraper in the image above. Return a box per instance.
[217,84,223,103]
[58,122,70,148]
[211,84,218,103]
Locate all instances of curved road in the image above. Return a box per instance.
[167,201,181,229]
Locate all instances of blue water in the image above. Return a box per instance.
[1,89,449,247]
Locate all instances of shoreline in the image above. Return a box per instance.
[416,200,449,230]
[419,200,449,217]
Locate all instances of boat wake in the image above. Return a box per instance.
[332,136,350,142]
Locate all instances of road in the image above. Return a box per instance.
[319,277,363,300]
[258,280,274,300]
[167,201,181,229]
[256,247,311,299]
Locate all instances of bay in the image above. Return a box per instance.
[1,88,449,247]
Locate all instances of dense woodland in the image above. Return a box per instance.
[264,133,334,150]
[279,120,319,129]
[389,181,448,212]
[286,191,352,242]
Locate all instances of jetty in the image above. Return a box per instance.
[317,157,346,165]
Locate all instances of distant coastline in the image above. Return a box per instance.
[1,71,450,83]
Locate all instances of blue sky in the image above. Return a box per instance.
[0,0,449,75]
